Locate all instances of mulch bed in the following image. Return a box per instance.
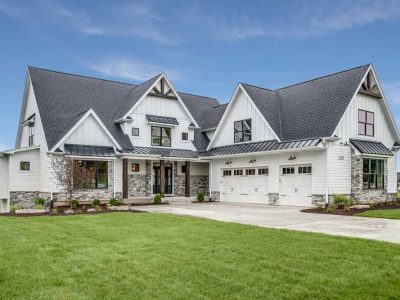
[302,202,400,216]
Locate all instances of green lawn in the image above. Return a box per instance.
[1,213,400,299]
[356,208,400,220]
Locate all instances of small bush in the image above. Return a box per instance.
[315,203,324,211]
[71,199,79,208]
[51,208,58,215]
[153,194,162,205]
[10,204,21,214]
[326,203,338,213]
[92,199,101,207]
[197,192,205,202]
[109,198,119,206]
[386,201,394,207]
[333,194,354,210]
[397,192,400,202]
[33,197,46,206]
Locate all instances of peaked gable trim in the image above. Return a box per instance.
[207,84,281,151]
[120,74,200,128]
[50,109,122,152]
[331,65,400,142]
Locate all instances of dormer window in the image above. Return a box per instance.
[234,119,252,143]
[358,110,374,137]
[151,126,171,147]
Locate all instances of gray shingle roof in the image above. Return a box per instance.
[200,138,321,157]
[201,103,228,131]
[350,139,393,156]
[28,67,219,151]
[241,65,370,141]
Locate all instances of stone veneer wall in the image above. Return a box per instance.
[351,151,396,203]
[10,161,117,208]
[190,175,209,196]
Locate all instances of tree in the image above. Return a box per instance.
[51,155,96,209]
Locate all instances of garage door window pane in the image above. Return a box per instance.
[246,169,255,175]
[258,168,268,175]
[234,169,243,176]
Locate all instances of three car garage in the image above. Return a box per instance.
[220,165,313,207]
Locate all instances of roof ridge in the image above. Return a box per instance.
[241,83,272,91]
[212,103,228,108]
[276,64,371,91]
[178,91,218,101]
[28,66,138,86]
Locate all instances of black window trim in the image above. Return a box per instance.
[28,125,34,146]
[151,126,172,147]
[20,161,30,171]
[363,158,384,190]
[181,132,189,141]
[132,127,140,137]
[75,160,108,190]
[234,118,252,143]
[358,109,374,137]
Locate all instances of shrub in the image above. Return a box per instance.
[71,199,79,208]
[333,194,354,210]
[51,208,58,215]
[326,203,338,213]
[397,192,400,202]
[92,199,101,207]
[153,194,162,205]
[109,198,119,206]
[33,197,46,206]
[10,204,21,214]
[315,203,324,211]
[197,192,205,202]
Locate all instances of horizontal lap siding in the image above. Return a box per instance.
[9,149,40,191]
[0,156,9,198]
[387,155,397,193]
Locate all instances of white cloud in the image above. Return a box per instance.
[86,58,182,82]
[383,82,400,105]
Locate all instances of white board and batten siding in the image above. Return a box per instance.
[334,93,396,148]
[8,149,40,192]
[127,95,197,151]
[326,142,352,195]
[0,156,10,212]
[211,88,277,148]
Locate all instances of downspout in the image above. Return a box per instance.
[325,144,329,206]
[209,160,212,201]
[113,160,116,198]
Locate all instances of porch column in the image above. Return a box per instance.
[185,161,190,197]
[160,160,165,197]
[123,158,128,199]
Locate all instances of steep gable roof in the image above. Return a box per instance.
[28,67,221,151]
[241,64,371,141]
[200,103,228,131]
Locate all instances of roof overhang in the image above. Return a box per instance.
[0,145,40,155]
[350,139,393,157]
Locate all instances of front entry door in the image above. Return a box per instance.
[153,166,173,194]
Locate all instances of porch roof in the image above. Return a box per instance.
[350,139,393,156]
[64,144,116,157]
[146,114,179,126]
[122,146,198,158]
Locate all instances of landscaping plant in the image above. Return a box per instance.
[333,194,354,211]
[326,203,338,213]
[197,192,205,202]
[109,198,119,206]
[153,194,162,204]
[92,199,101,207]
[71,199,79,209]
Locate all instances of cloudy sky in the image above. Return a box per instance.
[1,0,400,160]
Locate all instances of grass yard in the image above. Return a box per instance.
[356,208,400,220]
[1,213,400,299]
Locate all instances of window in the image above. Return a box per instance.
[151,126,171,147]
[258,168,269,175]
[298,166,312,174]
[363,159,384,189]
[358,110,374,137]
[132,127,139,137]
[131,163,140,172]
[234,119,252,143]
[182,132,188,141]
[234,169,243,176]
[282,167,295,175]
[245,169,256,175]
[75,161,108,189]
[181,165,186,173]
[28,125,34,146]
[222,169,232,177]
[20,162,30,171]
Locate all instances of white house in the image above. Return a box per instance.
[0,64,398,212]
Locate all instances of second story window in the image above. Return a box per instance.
[151,126,171,147]
[234,119,252,143]
[358,109,374,137]
[28,125,34,146]
[182,132,188,141]
[132,127,139,137]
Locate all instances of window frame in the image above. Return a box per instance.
[258,168,269,175]
[75,161,108,190]
[234,119,252,143]
[282,167,295,175]
[151,126,172,147]
[363,159,384,190]
[181,132,189,141]
[298,166,312,174]
[222,169,232,177]
[358,109,374,137]
[28,125,34,146]
[233,169,243,176]
[245,169,256,176]
[20,161,30,171]
[132,127,140,137]
[131,163,140,172]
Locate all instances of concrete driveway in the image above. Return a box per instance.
[135,202,400,244]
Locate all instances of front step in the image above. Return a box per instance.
[166,196,195,204]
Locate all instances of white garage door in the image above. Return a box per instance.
[279,165,312,207]
[221,167,269,204]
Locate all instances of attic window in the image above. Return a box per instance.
[234,119,252,143]
[358,110,374,137]
[132,127,139,137]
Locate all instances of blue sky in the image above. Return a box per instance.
[1,0,400,160]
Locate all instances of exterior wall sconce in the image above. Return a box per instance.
[225,161,232,165]
[288,155,296,161]
[249,159,256,163]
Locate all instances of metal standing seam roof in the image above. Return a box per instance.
[146,114,179,125]
[64,144,116,157]
[122,147,199,158]
[350,139,393,156]
[200,138,321,157]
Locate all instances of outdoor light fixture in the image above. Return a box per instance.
[288,155,296,161]
[225,161,232,165]
[249,159,256,163]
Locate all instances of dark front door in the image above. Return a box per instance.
[153,166,173,194]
